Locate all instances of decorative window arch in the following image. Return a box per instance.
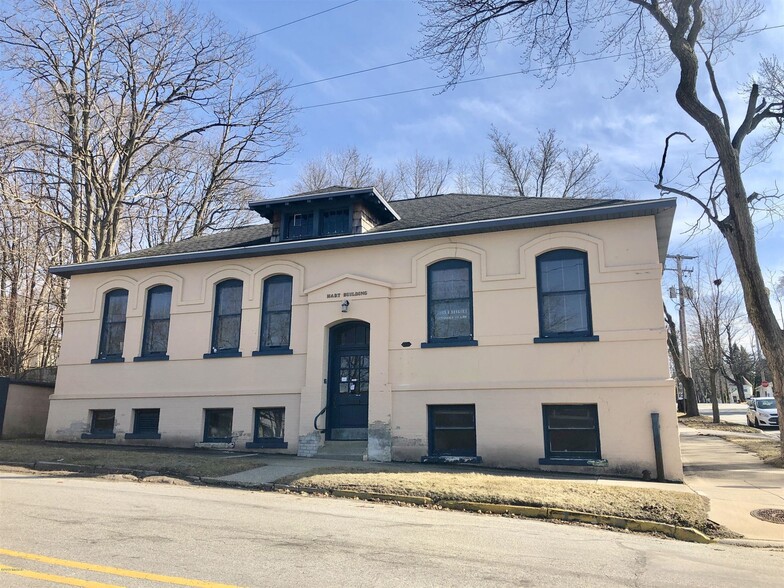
[140,285,172,359]
[258,274,293,353]
[96,289,128,360]
[208,279,243,356]
[425,259,475,346]
[535,249,595,340]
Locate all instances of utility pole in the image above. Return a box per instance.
[666,254,697,414]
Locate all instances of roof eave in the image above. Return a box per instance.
[50,198,677,278]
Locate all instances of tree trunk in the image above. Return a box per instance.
[709,368,720,423]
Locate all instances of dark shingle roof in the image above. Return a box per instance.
[51,192,676,277]
[374,193,625,232]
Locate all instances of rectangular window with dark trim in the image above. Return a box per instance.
[133,409,160,435]
[260,276,292,350]
[543,404,601,460]
[254,408,285,442]
[428,405,476,457]
[98,290,128,359]
[91,409,115,435]
[286,212,314,239]
[320,208,350,236]
[204,408,233,442]
[536,249,593,339]
[141,286,172,357]
[427,259,473,342]
[211,280,243,354]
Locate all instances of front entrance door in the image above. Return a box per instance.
[327,321,370,440]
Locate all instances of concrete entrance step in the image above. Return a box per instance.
[313,440,367,461]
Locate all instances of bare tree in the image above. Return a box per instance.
[664,304,699,415]
[394,152,453,199]
[488,126,615,198]
[0,0,294,262]
[292,147,398,198]
[418,0,784,453]
[454,154,497,194]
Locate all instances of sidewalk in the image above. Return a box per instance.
[680,426,784,543]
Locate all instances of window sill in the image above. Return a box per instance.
[539,457,607,466]
[533,335,599,344]
[133,355,169,362]
[252,348,293,356]
[124,432,161,440]
[202,351,242,359]
[245,439,288,449]
[421,455,482,464]
[420,339,478,348]
[81,432,116,439]
[91,357,124,364]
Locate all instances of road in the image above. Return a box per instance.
[699,403,780,440]
[0,471,781,587]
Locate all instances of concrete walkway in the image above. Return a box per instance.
[680,426,784,543]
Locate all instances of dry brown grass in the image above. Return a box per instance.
[679,415,761,434]
[721,436,784,468]
[284,469,709,530]
[0,439,266,477]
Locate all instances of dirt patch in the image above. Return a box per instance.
[720,436,784,468]
[679,415,761,434]
[0,439,267,478]
[283,468,710,531]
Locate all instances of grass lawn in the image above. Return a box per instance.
[679,415,761,434]
[0,439,267,478]
[721,436,784,468]
[282,468,710,531]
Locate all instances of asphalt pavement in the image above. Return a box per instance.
[1,471,782,588]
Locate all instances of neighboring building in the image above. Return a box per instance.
[48,187,682,480]
[0,377,55,439]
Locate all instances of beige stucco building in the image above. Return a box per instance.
[48,187,683,480]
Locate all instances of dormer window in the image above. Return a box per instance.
[283,208,350,240]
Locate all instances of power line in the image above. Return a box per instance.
[292,21,784,91]
[249,0,360,37]
[297,52,634,110]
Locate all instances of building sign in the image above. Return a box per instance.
[326,290,368,299]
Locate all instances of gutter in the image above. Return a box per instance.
[50,198,677,278]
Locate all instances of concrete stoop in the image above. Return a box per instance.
[312,440,367,461]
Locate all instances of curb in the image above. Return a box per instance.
[0,462,711,543]
[437,500,712,543]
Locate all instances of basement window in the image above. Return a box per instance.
[541,404,601,462]
[82,409,116,439]
[428,405,477,457]
[203,408,233,443]
[125,409,161,440]
[246,407,288,449]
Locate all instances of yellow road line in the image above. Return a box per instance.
[0,549,241,588]
[0,564,125,587]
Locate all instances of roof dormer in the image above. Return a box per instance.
[249,186,399,243]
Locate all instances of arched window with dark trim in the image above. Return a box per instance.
[209,279,243,356]
[535,249,595,340]
[259,275,293,352]
[97,289,128,360]
[140,285,172,358]
[426,259,474,345]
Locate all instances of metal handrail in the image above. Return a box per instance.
[313,405,327,433]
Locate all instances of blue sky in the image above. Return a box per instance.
[199,0,783,282]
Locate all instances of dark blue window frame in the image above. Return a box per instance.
[203,408,233,443]
[94,289,128,362]
[540,404,601,464]
[535,249,597,343]
[205,279,243,358]
[282,205,352,241]
[254,275,294,356]
[427,404,477,457]
[82,409,116,439]
[136,285,172,361]
[422,259,477,348]
[125,408,162,440]
[246,407,288,449]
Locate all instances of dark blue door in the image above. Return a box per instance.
[327,321,370,440]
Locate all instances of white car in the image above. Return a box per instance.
[746,397,779,428]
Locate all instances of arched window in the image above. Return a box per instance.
[209,279,243,355]
[97,289,128,360]
[259,275,293,352]
[140,285,172,358]
[426,259,474,345]
[536,249,594,340]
